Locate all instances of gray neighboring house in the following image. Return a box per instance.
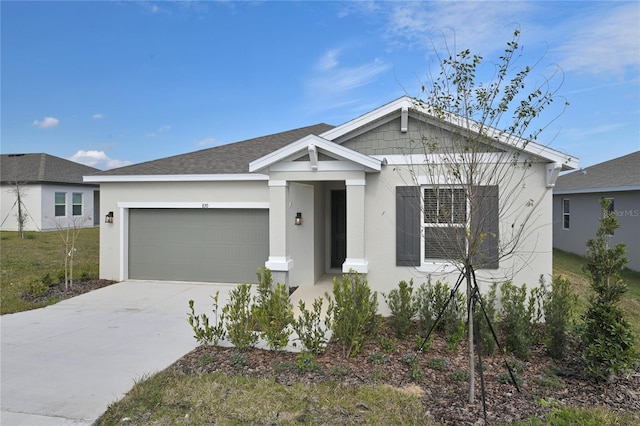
[0,153,101,231]
[87,97,576,300]
[553,151,640,271]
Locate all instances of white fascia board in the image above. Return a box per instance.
[118,202,269,209]
[319,95,578,171]
[320,97,413,141]
[553,185,640,195]
[249,134,381,173]
[83,174,268,183]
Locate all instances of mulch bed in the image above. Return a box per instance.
[172,317,640,425]
[22,279,118,304]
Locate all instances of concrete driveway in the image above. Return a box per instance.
[1,280,239,426]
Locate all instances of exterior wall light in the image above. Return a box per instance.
[295,212,303,225]
[105,211,114,223]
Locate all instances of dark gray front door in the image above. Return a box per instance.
[330,190,347,268]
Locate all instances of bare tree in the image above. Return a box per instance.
[8,181,30,238]
[52,215,91,290]
[404,29,570,403]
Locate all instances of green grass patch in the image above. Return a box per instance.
[0,228,100,314]
[511,405,639,425]
[553,248,640,348]
[96,370,429,425]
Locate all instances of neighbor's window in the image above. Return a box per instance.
[562,199,570,230]
[423,187,467,260]
[55,192,66,217]
[72,193,83,216]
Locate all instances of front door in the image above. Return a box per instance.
[330,190,347,268]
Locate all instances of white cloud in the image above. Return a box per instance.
[69,150,132,170]
[146,124,172,138]
[32,116,59,128]
[194,137,216,147]
[92,113,104,119]
[306,47,391,110]
[553,3,640,76]
[385,2,534,56]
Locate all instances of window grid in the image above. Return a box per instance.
[72,193,83,216]
[423,187,467,261]
[562,199,570,230]
[55,192,66,217]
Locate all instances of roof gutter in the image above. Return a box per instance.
[83,174,269,183]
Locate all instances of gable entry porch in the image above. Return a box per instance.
[250,135,382,288]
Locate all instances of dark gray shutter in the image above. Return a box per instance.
[396,186,420,266]
[472,186,499,269]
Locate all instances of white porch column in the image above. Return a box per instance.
[265,180,293,284]
[343,179,368,273]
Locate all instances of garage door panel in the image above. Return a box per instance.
[129,209,269,283]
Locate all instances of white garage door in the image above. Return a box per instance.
[128,208,269,283]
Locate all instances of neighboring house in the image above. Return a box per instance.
[0,153,101,231]
[553,151,640,272]
[86,97,576,301]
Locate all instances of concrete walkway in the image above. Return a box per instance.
[1,281,243,426]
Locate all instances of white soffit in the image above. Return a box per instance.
[83,174,268,183]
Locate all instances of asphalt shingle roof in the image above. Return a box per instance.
[0,153,101,184]
[95,124,334,176]
[555,150,640,191]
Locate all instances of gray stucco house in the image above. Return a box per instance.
[86,97,577,302]
[553,151,640,272]
[0,153,100,231]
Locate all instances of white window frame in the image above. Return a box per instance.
[562,198,570,230]
[55,192,66,217]
[72,192,83,216]
[421,186,469,263]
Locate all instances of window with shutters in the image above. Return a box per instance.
[422,187,468,260]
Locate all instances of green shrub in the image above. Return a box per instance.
[451,369,470,382]
[544,275,576,359]
[296,351,319,373]
[56,268,66,284]
[187,291,226,346]
[474,283,498,356]
[223,284,258,351]
[384,279,419,339]
[41,272,53,286]
[367,351,390,365]
[325,272,378,357]
[446,321,466,352]
[230,351,249,369]
[252,269,294,351]
[292,297,328,354]
[580,199,637,381]
[426,357,451,371]
[499,281,534,360]
[417,279,465,337]
[29,280,49,298]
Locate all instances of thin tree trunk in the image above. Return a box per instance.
[466,267,475,403]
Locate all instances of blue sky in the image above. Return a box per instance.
[2,1,639,170]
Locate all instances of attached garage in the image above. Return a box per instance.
[128,208,269,283]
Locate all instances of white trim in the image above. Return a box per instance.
[342,258,369,274]
[268,180,289,187]
[415,263,459,274]
[308,144,318,170]
[265,256,294,271]
[554,185,640,195]
[84,173,268,183]
[249,134,381,173]
[320,96,577,171]
[345,179,366,186]
[268,161,366,172]
[120,206,128,281]
[117,202,269,209]
[546,162,562,188]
